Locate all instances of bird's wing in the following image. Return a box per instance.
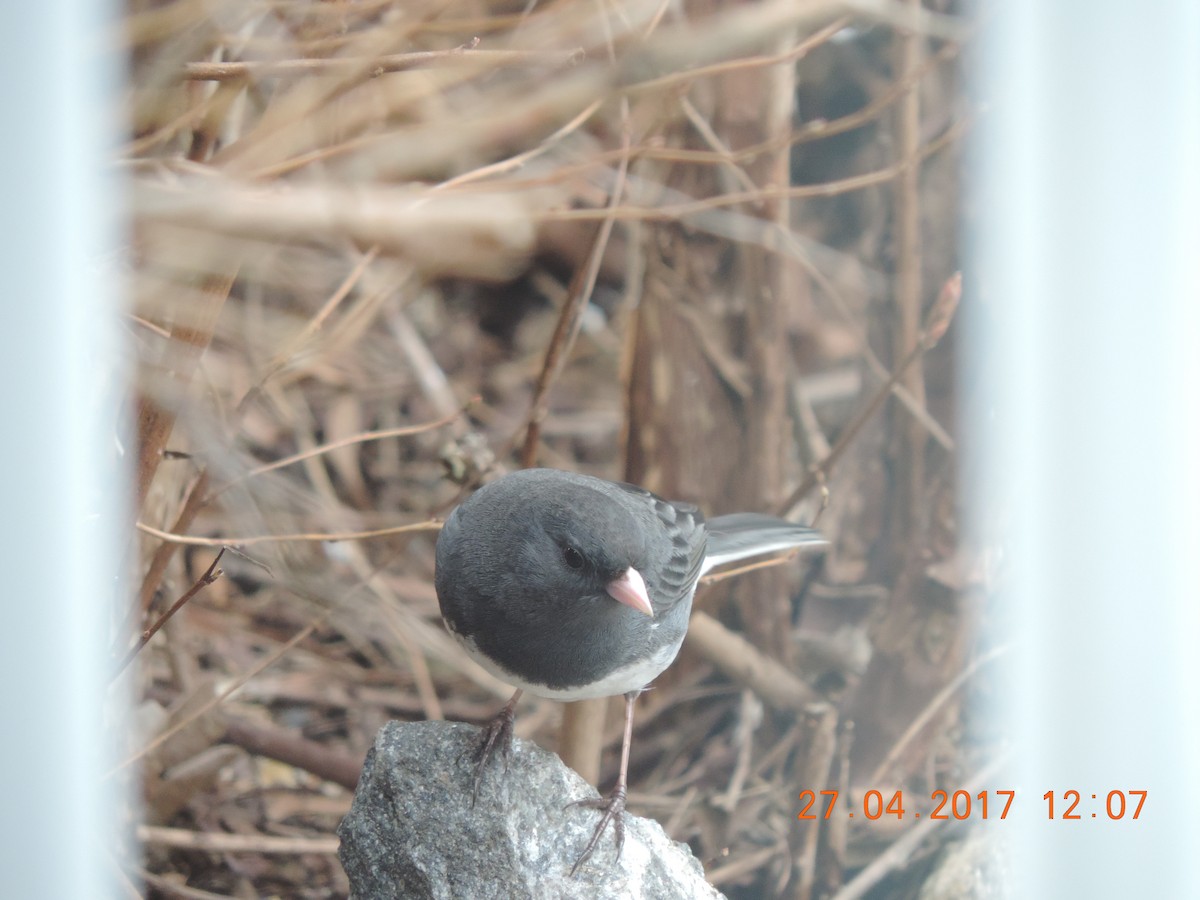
[614,481,708,607]
[702,513,826,575]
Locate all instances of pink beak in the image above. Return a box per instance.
[605,567,653,616]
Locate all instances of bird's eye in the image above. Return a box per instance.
[562,545,585,570]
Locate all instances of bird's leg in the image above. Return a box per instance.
[568,689,640,877]
[465,688,522,803]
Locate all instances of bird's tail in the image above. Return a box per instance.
[702,514,827,575]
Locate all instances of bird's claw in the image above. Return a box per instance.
[567,782,627,877]
[459,706,515,805]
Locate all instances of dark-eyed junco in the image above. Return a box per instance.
[435,467,826,874]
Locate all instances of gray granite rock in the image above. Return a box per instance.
[337,720,724,900]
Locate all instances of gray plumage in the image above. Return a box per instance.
[435,468,826,699]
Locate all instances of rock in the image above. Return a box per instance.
[337,721,725,900]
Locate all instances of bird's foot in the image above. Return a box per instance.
[459,703,516,804]
[567,781,627,877]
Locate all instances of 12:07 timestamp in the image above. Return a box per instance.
[798,789,1147,821]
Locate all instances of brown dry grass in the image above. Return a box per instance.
[115,1,980,897]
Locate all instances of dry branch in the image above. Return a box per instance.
[134,181,539,282]
[687,612,818,712]
[114,548,225,679]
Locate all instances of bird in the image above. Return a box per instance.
[434,467,827,875]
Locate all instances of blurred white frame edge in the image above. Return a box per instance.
[0,0,129,897]
[969,1,1200,896]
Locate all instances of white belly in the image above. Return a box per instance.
[450,628,684,701]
